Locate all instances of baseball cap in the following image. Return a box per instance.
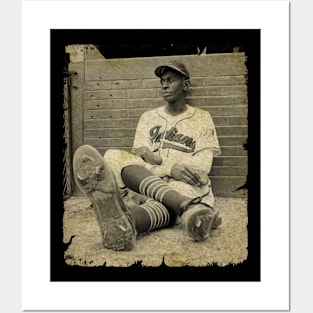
[154,60,190,79]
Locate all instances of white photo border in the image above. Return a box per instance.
[22,1,290,311]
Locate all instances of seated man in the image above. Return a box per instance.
[73,60,222,251]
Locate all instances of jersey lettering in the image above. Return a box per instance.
[149,126,196,153]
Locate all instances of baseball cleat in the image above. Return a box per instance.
[73,145,137,251]
[180,203,221,242]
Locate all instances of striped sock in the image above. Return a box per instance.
[122,165,190,215]
[129,200,175,234]
[139,176,176,203]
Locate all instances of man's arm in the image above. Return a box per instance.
[147,149,214,186]
[132,146,163,165]
[170,150,213,186]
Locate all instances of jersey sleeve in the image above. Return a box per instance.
[193,110,221,156]
[131,111,153,152]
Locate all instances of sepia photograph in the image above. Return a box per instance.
[19,0,292,310]
[50,29,260,281]
[21,0,291,310]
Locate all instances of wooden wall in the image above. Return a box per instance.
[66,45,248,197]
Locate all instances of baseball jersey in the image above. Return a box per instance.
[132,104,221,178]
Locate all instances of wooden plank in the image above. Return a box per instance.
[84,109,128,120]
[84,90,127,100]
[237,96,248,105]
[84,45,105,60]
[216,126,248,136]
[221,86,247,96]
[84,98,163,110]
[192,104,248,117]
[188,96,238,106]
[84,128,136,139]
[210,166,248,177]
[213,156,248,166]
[85,53,247,80]
[84,119,138,129]
[218,136,247,146]
[149,77,245,90]
[84,80,142,91]
[210,176,248,197]
[192,75,246,87]
[190,86,248,97]
[128,88,157,99]
[185,86,222,97]
[220,147,247,156]
[213,116,247,126]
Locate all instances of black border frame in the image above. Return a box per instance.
[50,29,260,282]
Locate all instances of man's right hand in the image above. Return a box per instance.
[132,146,163,165]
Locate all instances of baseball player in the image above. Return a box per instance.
[73,60,222,251]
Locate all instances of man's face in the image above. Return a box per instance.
[160,70,187,103]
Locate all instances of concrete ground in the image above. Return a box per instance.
[63,196,248,268]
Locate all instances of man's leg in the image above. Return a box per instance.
[73,145,177,251]
[128,198,177,234]
[73,145,221,251]
[103,149,178,233]
[121,165,221,242]
[103,149,147,188]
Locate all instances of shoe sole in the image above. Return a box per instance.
[181,205,221,242]
[73,145,136,251]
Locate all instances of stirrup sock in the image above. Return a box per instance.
[122,165,191,214]
[129,200,170,233]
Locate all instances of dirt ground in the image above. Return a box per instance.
[63,196,248,268]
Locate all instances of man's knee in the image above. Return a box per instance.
[104,149,147,171]
[104,149,128,160]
